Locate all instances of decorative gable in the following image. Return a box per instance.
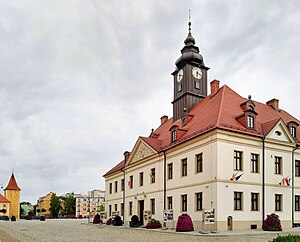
[265,119,295,144]
[126,138,156,165]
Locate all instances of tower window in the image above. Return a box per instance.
[195,81,200,89]
[178,83,182,92]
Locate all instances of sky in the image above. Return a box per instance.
[0,0,300,204]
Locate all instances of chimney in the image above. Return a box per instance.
[266,98,279,110]
[123,151,130,162]
[210,80,220,96]
[160,115,168,125]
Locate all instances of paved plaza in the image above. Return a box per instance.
[1,219,300,242]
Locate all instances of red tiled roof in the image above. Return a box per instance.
[104,84,300,175]
[0,194,10,203]
[103,160,125,177]
[4,174,21,191]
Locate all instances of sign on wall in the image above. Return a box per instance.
[203,209,215,224]
[163,209,174,221]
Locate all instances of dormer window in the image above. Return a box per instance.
[287,121,299,139]
[171,130,177,142]
[247,116,255,128]
[182,117,187,126]
[290,126,296,138]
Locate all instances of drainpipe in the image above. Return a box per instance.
[163,151,167,210]
[262,137,265,227]
[292,144,298,227]
[122,168,126,223]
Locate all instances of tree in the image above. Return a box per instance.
[62,194,75,215]
[99,204,105,212]
[50,194,62,218]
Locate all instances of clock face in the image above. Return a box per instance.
[192,67,202,79]
[177,69,183,82]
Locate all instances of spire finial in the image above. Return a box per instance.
[188,9,191,33]
[12,167,14,174]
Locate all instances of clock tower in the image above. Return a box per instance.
[172,21,209,121]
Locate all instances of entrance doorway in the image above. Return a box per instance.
[138,200,144,226]
[227,216,233,230]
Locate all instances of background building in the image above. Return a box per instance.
[76,189,105,218]
[0,194,10,217]
[104,21,300,231]
[3,173,21,219]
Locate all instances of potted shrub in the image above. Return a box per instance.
[11,216,16,222]
[113,215,123,226]
[145,219,162,229]
[130,215,140,228]
[263,213,282,231]
[106,218,112,225]
[176,213,194,232]
[93,214,100,224]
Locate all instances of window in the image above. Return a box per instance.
[251,193,259,211]
[121,179,124,191]
[109,205,112,216]
[195,192,203,211]
[150,168,155,183]
[196,153,203,173]
[168,163,173,180]
[150,198,155,214]
[115,181,118,193]
[247,116,254,128]
[234,192,243,210]
[182,158,187,176]
[114,204,117,211]
[109,183,112,194]
[234,151,243,171]
[181,194,187,212]
[129,175,133,189]
[290,126,296,138]
[275,156,282,175]
[121,203,124,216]
[296,196,300,211]
[178,83,182,92]
[129,202,132,216]
[251,153,259,173]
[139,172,143,186]
[167,196,173,209]
[275,194,282,211]
[296,160,300,177]
[171,130,177,142]
[195,80,200,89]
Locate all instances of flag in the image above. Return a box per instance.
[236,173,243,181]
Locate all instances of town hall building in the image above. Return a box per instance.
[103,21,300,231]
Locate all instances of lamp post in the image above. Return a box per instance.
[87,196,90,223]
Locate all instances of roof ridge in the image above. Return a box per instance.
[216,85,226,126]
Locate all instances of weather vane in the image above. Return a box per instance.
[188,9,191,33]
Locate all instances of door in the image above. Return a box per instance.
[138,200,144,226]
[227,216,233,230]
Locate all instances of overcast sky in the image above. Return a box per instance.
[0,0,300,204]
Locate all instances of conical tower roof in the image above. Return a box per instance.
[4,173,21,191]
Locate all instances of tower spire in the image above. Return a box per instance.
[188,9,191,34]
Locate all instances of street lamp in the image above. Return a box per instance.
[87,196,90,223]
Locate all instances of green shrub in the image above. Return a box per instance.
[271,234,300,242]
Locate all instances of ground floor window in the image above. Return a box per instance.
[121,203,124,216]
[129,201,132,216]
[275,194,282,211]
[295,195,300,211]
[251,193,259,211]
[167,196,172,209]
[234,192,243,210]
[195,192,202,211]
[109,205,112,216]
[181,194,187,212]
[150,198,155,214]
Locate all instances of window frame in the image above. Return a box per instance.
[251,193,259,211]
[234,192,243,211]
[296,195,300,211]
[251,153,259,173]
[150,168,155,183]
[167,163,173,180]
[181,194,187,212]
[234,151,243,171]
[181,158,188,177]
[139,172,144,187]
[195,192,203,211]
[196,153,203,173]
[167,196,173,209]
[150,198,155,214]
[275,156,282,175]
[296,160,300,177]
[275,194,282,211]
[247,115,255,128]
